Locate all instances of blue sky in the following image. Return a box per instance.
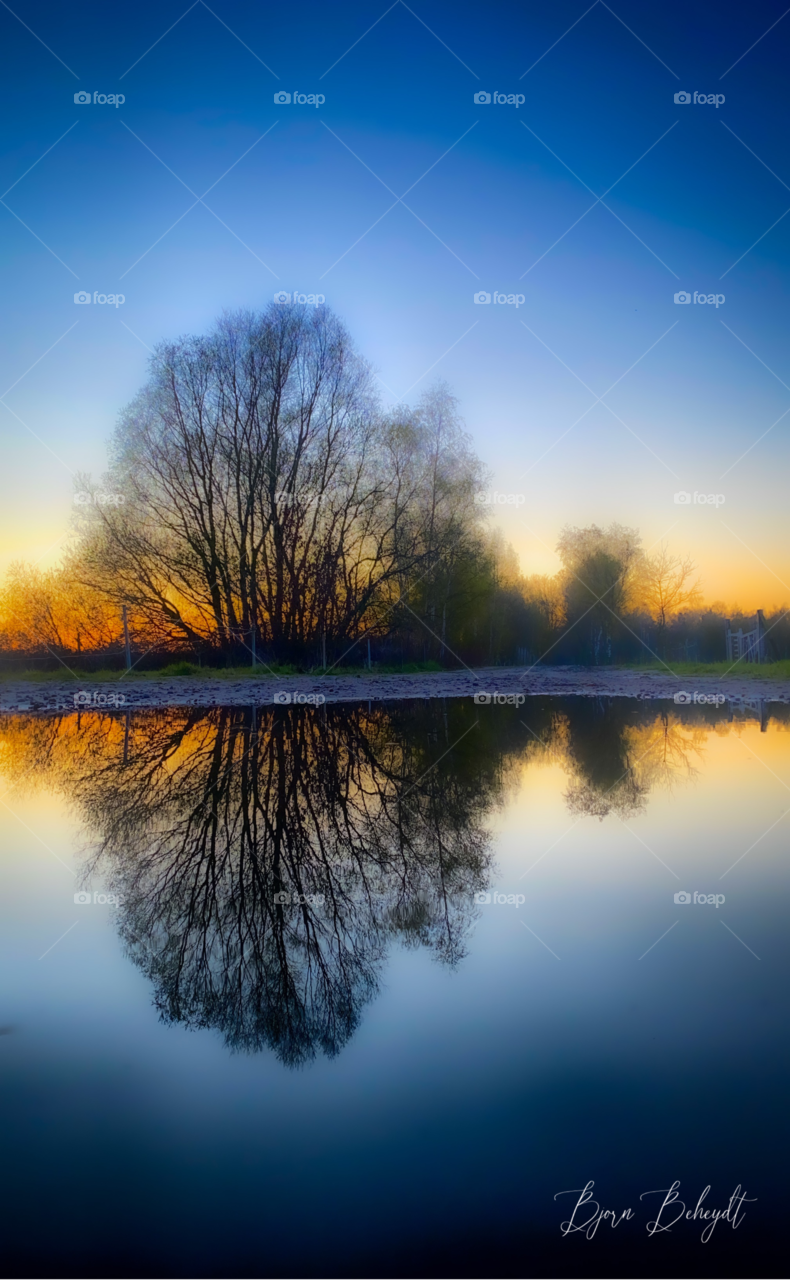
[2,0,790,603]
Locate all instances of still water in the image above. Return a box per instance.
[1,698,787,1277]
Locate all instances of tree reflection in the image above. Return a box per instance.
[2,695,778,1064]
[8,703,508,1065]
[562,700,707,819]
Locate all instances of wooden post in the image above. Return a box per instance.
[251,577,257,668]
[367,638,371,670]
[122,605,131,671]
[322,632,326,671]
[756,609,766,663]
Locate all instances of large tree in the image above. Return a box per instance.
[73,305,479,662]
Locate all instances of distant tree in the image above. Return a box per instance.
[635,543,703,650]
[556,523,642,663]
[0,560,120,656]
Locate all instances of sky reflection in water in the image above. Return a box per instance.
[0,697,786,1276]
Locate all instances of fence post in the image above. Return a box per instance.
[251,577,257,668]
[122,605,131,672]
[756,609,766,663]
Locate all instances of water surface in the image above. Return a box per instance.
[1,698,786,1277]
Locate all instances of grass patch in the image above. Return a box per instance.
[620,660,790,679]
[157,661,202,677]
[0,658,449,682]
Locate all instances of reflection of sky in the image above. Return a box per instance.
[0,706,786,1271]
[2,1,790,605]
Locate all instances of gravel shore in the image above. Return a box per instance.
[1,665,787,713]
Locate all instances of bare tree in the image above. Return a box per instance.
[73,305,454,661]
[635,543,703,643]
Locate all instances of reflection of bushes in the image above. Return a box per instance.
[2,696,785,1062]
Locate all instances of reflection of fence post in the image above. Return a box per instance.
[122,605,131,671]
[367,638,371,670]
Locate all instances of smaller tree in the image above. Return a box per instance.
[556,523,642,663]
[635,544,703,650]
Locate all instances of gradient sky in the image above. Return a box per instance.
[2,0,789,607]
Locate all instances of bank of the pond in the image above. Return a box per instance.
[1,664,788,713]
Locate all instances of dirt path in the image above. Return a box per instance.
[1,665,788,713]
